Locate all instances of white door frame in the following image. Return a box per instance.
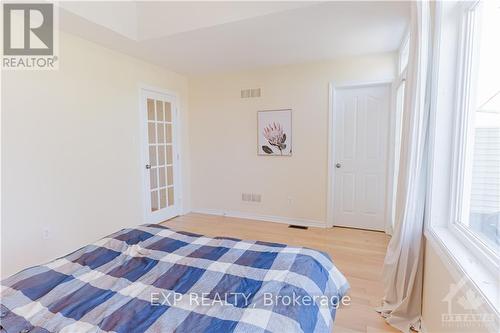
[138,83,183,223]
[326,80,395,232]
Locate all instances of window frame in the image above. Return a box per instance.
[398,32,410,79]
[449,0,499,271]
[425,0,499,314]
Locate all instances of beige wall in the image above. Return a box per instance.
[188,54,397,225]
[422,240,497,333]
[1,32,190,278]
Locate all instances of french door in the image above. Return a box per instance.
[141,88,180,223]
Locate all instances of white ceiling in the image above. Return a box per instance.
[58,1,409,76]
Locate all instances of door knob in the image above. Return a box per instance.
[335,163,341,168]
[145,164,151,169]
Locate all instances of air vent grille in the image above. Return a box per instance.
[241,88,261,98]
[242,193,261,202]
[288,225,308,230]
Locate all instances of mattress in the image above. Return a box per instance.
[0,223,349,333]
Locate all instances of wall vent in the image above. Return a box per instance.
[242,193,261,202]
[241,88,261,98]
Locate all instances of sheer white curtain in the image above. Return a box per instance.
[378,1,431,332]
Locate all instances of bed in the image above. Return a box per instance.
[0,223,349,333]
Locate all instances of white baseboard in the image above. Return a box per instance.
[190,208,327,228]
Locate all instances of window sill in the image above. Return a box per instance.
[424,226,499,317]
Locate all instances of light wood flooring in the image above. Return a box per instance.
[161,213,399,333]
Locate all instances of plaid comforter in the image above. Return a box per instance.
[0,224,349,333]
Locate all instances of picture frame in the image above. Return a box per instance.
[257,109,292,156]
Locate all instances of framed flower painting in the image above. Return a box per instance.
[257,109,292,156]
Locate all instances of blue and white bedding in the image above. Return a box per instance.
[0,224,349,333]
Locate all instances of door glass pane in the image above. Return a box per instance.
[148,122,156,144]
[156,100,164,121]
[150,167,158,189]
[167,165,173,185]
[159,167,166,187]
[166,145,173,165]
[166,124,172,143]
[167,187,174,206]
[165,102,172,122]
[151,190,159,212]
[145,96,177,215]
[160,188,167,209]
[147,99,155,120]
[158,145,166,165]
[157,123,165,143]
[149,146,157,166]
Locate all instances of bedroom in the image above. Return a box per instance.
[1,1,499,333]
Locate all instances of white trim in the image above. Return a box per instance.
[326,79,394,232]
[329,79,394,90]
[138,83,180,100]
[192,209,327,229]
[386,79,400,236]
[425,228,500,321]
[326,83,336,228]
[138,83,184,223]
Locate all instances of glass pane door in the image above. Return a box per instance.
[143,90,179,222]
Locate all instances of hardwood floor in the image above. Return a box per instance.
[162,213,399,333]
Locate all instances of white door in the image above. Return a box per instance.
[141,89,181,223]
[332,84,390,231]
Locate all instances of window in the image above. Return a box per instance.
[427,0,499,311]
[398,34,409,75]
[453,0,500,258]
[391,33,409,229]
